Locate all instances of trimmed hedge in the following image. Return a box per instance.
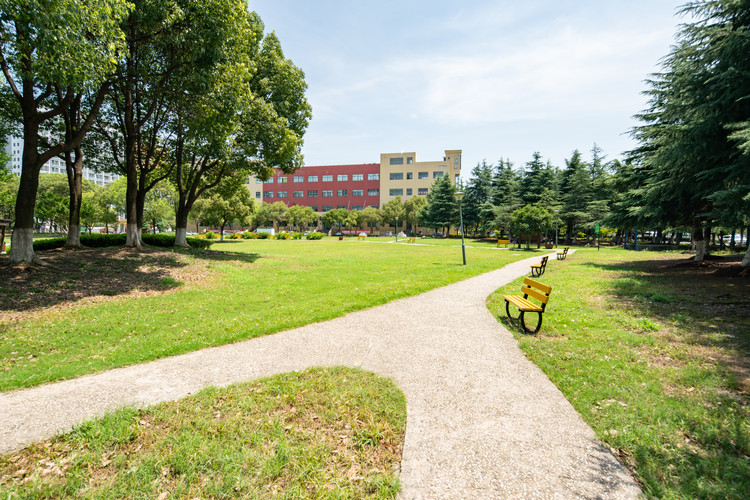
[30,233,212,251]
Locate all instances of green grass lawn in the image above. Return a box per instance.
[1,238,526,391]
[487,248,749,499]
[0,367,406,499]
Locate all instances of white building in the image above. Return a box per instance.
[4,135,119,186]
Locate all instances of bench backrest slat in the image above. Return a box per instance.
[523,285,550,304]
[523,277,552,294]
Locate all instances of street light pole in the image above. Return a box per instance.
[455,191,466,265]
[395,216,399,242]
[554,209,559,248]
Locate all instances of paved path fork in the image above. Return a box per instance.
[0,252,641,498]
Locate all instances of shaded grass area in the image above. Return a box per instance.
[487,248,749,499]
[0,367,406,499]
[1,239,525,391]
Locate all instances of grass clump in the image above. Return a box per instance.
[0,367,406,499]
[487,248,749,499]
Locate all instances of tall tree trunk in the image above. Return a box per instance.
[174,204,190,247]
[64,147,84,249]
[9,125,42,264]
[693,221,708,262]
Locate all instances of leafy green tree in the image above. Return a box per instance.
[403,196,427,234]
[286,205,318,230]
[143,181,176,234]
[0,0,131,262]
[250,202,272,229]
[510,204,553,249]
[267,201,288,230]
[359,206,383,231]
[381,197,405,234]
[491,159,522,210]
[321,208,348,233]
[422,175,457,235]
[631,0,750,263]
[559,150,592,243]
[193,185,253,240]
[462,160,493,232]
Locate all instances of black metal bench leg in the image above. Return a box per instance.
[519,311,543,334]
[505,300,521,320]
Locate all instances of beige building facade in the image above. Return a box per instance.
[379,149,462,206]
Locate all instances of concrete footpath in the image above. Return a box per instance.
[0,252,641,499]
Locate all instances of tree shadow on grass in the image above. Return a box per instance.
[582,254,750,394]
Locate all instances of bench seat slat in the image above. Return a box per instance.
[503,294,543,312]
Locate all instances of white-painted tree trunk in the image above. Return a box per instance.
[125,222,142,248]
[64,224,82,249]
[9,228,36,264]
[742,245,750,267]
[174,227,189,247]
[694,238,708,262]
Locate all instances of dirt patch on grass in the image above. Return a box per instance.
[0,247,214,323]
[614,253,750,397]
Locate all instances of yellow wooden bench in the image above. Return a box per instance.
[408,237,416,243]
[358,234,366,240]
[503,277,552,334]
[556,246,569,260]
[530,255,548,277]
[497,239,510,247]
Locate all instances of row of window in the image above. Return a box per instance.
[258,189,379,199]
[389,157,414,165]
[259,173,379,184]
[389,171,443,181]
[389,188,429,197]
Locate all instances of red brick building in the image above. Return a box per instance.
[249,163,381,211]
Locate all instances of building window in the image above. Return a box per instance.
[389,188,403,196]
[337,189,347,197]
[352,174,363,181]
[277,191,287,198]
[406,172,413,180]
[307,190,318,197]
[309,206,318,211]
[455,174,460,184]
[389,172,403,180]
[264,191,273,198]
[433,171,443,178]
[407,157,413,164]
[352,190,363,197]
[322,190,333,197]
[418,188,428,196]
[337,174,348,182]
[293,191,304,198]
[352,205,363,210]
[368,189,379,196]
[323,175,333,182]
[454,156,459,168]
[322,205,332,212]
[308,175,318,182]
[389,157,404,165]
[278,176,287,183]
[293,176,304,183]
[406,188,412,195]
[368,173,379,181]
[418,171,428,179]
[256,179,262,184]
[264,178,274,184]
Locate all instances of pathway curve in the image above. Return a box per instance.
[0,252,641,499]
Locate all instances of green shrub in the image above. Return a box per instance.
[141,233,176,247]
[80,233,127,247]
[242,231,254,239]
[230,232,242,239]
[32,237,66,251]
[292,232,302,240]
[257,232,269,239]
[276,231,292,240]
[186,237,213,249]
[306,231,324,240]
[204,231,218,240]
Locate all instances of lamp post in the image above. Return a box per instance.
[554,209,559,248]
[395,216,399,242]
[454,191,466,265]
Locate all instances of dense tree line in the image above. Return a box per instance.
[1,0,310,263]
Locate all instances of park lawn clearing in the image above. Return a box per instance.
[0,239,526,391]
[0,367,406,499]
[487,248,749,499]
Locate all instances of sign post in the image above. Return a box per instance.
[595,224,600,251]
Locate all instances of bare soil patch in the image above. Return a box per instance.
[0,247,212,322]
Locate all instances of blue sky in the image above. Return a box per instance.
[250,1,685,175]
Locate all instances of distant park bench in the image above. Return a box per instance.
[358,234,366,240]
[503,277,552,334]
[556,247,569,260]
[530,255,548,277]
[497,239,510,247]
[408,237,416,243]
